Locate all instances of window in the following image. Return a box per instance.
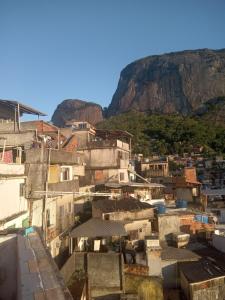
[68,202,72,213]
[59,205,64,218]
[120,172,125,181]
[60,166,72,181]
[20,183,25,197]
[46,209,50,227]
[78,123,87,129]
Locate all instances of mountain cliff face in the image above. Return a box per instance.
[107,49,225,116]
[51,99,103,127]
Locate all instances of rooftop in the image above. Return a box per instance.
[95,129,133,140]
[180,244,225,283]
[70,218,127,238]
[0,228,72,299]
[0,99,46,116]
[92,197,154,213]
[161,247,200,261]
[104,182,165,189]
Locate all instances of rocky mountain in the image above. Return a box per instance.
[107,49,225,116]
[195,96,225,126]
[51,99,103,127]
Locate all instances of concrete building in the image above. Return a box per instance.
[62,122,132,185]
[92,197,155,240]
[0,162,28,230]
[95,181,165,205]
[140,157,169,179]
[174,167,201,203]
[0,100,86,262]
[0,101,46,231]
[25,148,85,259]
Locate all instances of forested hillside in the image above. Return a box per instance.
[97,111,225,156]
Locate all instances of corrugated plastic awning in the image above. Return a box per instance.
[70,218,127,238]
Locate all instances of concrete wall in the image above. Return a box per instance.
[31,199,43,227]
[162,260,178,288]
[176,188,193,202]
[25,148,82,164]
[82,147,129,170]
[87,252,122,298]
[48,179,79,192]
[124,219,151,240]
[60,252,86,284]
[0,163,24,175]
[158,215,180,242]
[25,162,47,198]
[80,168,129,185]
[0,131,36,147]
[105,208,154,223]
[146,249,162,277]
[0,177,27,221]
[0,234,18,299]
[83,148,118,168]
[32,194,74,242]
[212,234,225,253]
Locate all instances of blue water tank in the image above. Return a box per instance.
[156,204,166,214]
[202,215,208,224]
[176,199,187,209]
[195,215,202,222]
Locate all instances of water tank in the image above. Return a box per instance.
[176,199,187,209]
[195,215,202,222]
[202,215,208,224]
[156,204,166,214]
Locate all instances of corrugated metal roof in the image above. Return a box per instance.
[104,182,165,188]
[0,99,46,116]
[92,197,153,213]
[69,218,127,238]
[161,247,200,261]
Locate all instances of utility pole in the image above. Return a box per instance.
[42,147,51,244]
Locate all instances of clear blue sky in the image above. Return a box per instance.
[0,0,225,121]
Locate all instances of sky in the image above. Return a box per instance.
[0,0,225,121]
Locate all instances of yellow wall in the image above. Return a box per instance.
[48,165,60,183]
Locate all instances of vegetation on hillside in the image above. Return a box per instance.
[97,111,225,156]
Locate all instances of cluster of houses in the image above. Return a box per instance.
[1,99,225,300]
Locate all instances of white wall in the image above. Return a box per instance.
[0,163,24,175]
[0,178,27,221]
[0,212,28,229]
[32,199,43,227]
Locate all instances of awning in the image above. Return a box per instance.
[0,99,46,116]
[70,218,127,238]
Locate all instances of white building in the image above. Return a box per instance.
[0,162,28,229]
